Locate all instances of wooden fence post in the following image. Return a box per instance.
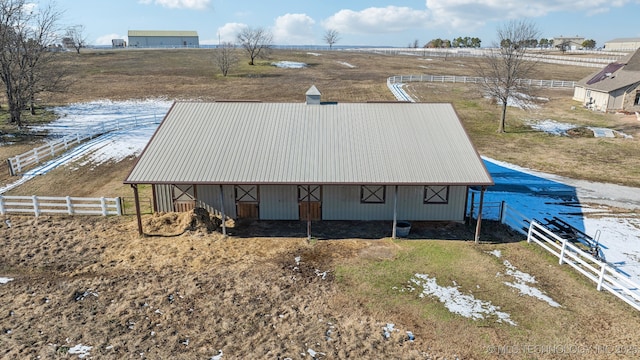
[0,196,4,215]
[527,222,534,243]
[499,201,507,224]
[115,197,122,216]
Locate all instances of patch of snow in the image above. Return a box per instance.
[526,119,632,138]
[307,52,321,56]
[68,344,92,359]
[409,273,517,326]
[500,260,561,307]
[272,61,307,69]
[337,61,356,68]
[0,277,14,284]
[382,323,397,339]
[487,250,502,258]
[210,350,223,360]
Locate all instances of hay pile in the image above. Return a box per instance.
[143,208,222,236]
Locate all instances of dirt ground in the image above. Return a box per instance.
[0,212,472,359]
[2,211,640,359]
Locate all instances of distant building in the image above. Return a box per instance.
[573,48,640,112]
[112,39,126,48]
[127,30,199,48]
[604,38,640,52]
[553,36,585,50]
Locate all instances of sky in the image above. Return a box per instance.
[40,0,640,48]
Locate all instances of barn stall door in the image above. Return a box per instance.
[172,184,196,212]
[298,185,322,221]
[235,185,259,219]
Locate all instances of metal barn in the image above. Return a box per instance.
[128,30,199,48]
[125,87,493,237]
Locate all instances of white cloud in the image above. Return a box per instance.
[138,0,211,10]
[95,33,125,46]
[323,6,429,34]
[423,0,633,29]
[215,22,248,44]
[272,13,316,45]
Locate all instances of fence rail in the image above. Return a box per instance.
[8,114,161,176]
[527,220,640,311]
[388,74,576,89]
[0,195,122,216]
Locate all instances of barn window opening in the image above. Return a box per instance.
[361,185,386,204]
[235,185,258,202]
[424,186,449,204]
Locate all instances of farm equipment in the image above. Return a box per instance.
[538,216,602,260]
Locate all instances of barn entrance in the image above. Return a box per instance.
[235,185,259,219]
[172,184,196,212]
[298,185,322,221]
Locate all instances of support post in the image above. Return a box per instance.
[307,185,311,241]
[219,185,226,236]
[131,184,143,236]
[474,186,486,244]
[392,185,398,239]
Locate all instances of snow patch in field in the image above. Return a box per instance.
[272,61,307,68]
[337,61,356,68]
[527,119,632,138]
[68,344,92,358]
[0,277,14,284]
[406,273,516,326]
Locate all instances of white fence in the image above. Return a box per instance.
[0,195,122,216]
[466,196,640,312]
[527,220,640,311]
[387,74,576,89]
[8,114,161,176]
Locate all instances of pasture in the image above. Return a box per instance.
[0,48,639,359]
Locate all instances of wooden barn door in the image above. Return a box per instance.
[235,185,259,219]
[172,184,197,212]
[298,185,322,221]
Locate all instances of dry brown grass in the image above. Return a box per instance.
[1,215,639,359]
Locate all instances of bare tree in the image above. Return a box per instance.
[323,29,340,49]
[0,0,64,127]
[236,27,273,65]
[65,25,87,54]
[213,42,238,76]
[476,20,540,133]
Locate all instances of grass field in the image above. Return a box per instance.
[0,49,639,359]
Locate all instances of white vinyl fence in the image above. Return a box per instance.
[8,114,161,176]
[0,195,122,216]
[467,195,640,312]
[387,74,576,89]
[527,220,640,311]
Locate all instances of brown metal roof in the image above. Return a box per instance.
[125,101,493,186]
[577,48,640,91]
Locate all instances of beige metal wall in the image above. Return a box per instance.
[154,184,467,222]
[259,185,299,220]
[322,185,466,221]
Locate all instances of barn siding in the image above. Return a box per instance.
[259,185,299,220]
[153,184,236,218]
[322,185,466,221]
[153,184,173,212]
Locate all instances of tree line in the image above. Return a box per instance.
[424,37,597,50]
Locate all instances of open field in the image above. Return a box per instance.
[1,49,639,358]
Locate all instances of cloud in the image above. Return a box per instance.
[323,6,429,34]
[95,33,125,46]
[423,0,633,29]
[272,13,316,45]
[215,22,248,44]
[138,0,211,10]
